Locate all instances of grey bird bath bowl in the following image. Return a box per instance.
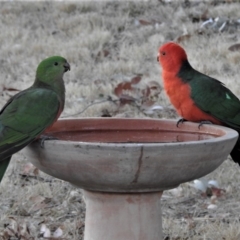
[23,118,238,240]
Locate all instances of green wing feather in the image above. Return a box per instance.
[181,67,240,130]
[0,87,60,160]
[0,156,11,182]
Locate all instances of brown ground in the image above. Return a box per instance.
[1,1,240,239]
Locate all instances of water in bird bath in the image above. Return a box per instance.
[47,130,217,143]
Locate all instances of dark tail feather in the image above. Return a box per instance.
[230,138,240,165]
[0,156,12,182]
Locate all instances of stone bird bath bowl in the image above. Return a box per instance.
[23,118,238,240]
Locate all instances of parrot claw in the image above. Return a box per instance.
[176,118,187,127]
[39,135,58,148]
[198,120,213,129]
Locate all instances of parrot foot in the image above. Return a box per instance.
[176,118,187,127]
[198,120,213,129]
[39,135,58,148]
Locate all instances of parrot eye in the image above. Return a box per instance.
[54,62,58,66]
[161,51,166,56]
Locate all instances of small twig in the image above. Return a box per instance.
[62,96,119,117]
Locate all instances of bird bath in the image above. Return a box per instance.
[23,118,238,240]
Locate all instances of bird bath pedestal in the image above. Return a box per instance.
[24,118,238,240]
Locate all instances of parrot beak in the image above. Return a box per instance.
[157,53,159,62]
[64,62,71,72]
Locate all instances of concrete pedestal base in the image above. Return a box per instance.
[83,190,163,240]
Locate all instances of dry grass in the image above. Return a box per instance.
[1,1,240,239]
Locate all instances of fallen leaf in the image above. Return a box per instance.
[97,49,110,58]
[228,43,240,51]
[147,80,162,99]
[147,80,161,90]
[130,75,142,84]
[114,81,137,106]
[3,86,20,92]
[211,187,225,197]
[176,34,191,43]
[33,167,39,176]
[138,19,152,26]
[118,94,136,105]
[141,85,150,98]
[114,82,132,98]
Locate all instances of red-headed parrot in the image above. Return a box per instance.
[0,56,70,182]
[157,42,240,165]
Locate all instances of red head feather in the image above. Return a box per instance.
[157,42,188,73]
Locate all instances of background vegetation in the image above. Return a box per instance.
[1,1,240,239]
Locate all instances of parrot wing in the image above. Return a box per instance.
[187,70,240,130]
[0,87,61,160]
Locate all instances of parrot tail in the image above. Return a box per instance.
[0,156,12,182]
[230,137,240,165]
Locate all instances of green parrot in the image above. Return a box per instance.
[0,56,70,182]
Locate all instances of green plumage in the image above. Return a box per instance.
[0,56,70,182]
[178,60,240,130]
[0,157,11,182]
[191,79,240,130]
[178,60,240,164]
